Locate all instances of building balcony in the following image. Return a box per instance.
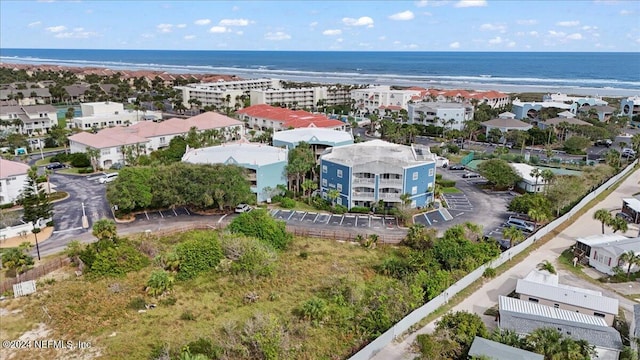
[352,192,375,200]
[353,178,375,185]
[379,193,401,201]
[379,179,403,187]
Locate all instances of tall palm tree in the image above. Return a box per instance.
[503,226,525,248]
[593,209,612,234]
[536,260,556,274]
[618,250,640,278]
[528,208,549,228]
[526,327,562,360]
[609,216,629,234]
[529,168,542,191]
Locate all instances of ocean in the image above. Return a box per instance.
[1,49,639,96]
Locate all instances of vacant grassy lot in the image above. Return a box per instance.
[0,232,391,360]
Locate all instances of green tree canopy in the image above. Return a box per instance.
[477,159,521,190]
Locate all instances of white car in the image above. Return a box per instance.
[234,204,252,213]
[98,173,118,184]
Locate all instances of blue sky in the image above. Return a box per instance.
[1,0,639,52]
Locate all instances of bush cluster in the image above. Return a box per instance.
[50,153,91,168]
[79,239,150,277]
[228,209,292,251]
[174,231,223,281]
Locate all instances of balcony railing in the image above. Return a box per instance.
[353,178,375,184]
[379,179,403,186]
[379,193,401,200]
[352,192,375,200]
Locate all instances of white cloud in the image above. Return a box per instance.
[379,36,386,41]
[389,10,414,21]
[548,30,566,38]
[556,20,579,27]
[231,5,239,11]
[480,23,506,32]
[45,25,66,33]
[620,9,633,15]
[454,0,487,8]
[342,16,374,27]
[516,19,537,25]
[54,30,98,39]
[422,11,433,16]
[449,41,460,48]
[176,24,187,28]
[323,29,342,36]
[236,30,244,35]
[566,33,582,40]
[393,40,401,45]
[415,0,429,7]
[407,43,419,49]
[73,27,84,32]
[157,24,173,33]
[28,21,42,27]
[209,26,229,33]
[507,41,516,47]
[529,31,539,37]
[194,19,211,26]
[488,36,503,44]
[336,38,344,43]
[264,31,291,40]
[219,18,250,26]
[184,35,195,40]
[309,21,318,27]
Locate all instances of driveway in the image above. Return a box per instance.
[371,167,640,360]
[270,209,403,234]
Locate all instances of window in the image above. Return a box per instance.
[160,137,166,144]
[593,312,606,318]
[322,165,327,173]
[429,168,434,177]
[337,183,342,191]
[554,304,559,308]
[101,149,111,155]
[336,197,342,205]
[337,169,343,178]
[412,172,418,181]
[322,178,327,186]
[528,297,539,303]
[411,186,417,195]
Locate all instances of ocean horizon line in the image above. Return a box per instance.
[2,48,640,54]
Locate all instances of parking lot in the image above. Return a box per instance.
[413,208,453,227]
[134,207,194,221]
[270,209,400,230]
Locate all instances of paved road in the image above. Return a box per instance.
[372,166,640,360]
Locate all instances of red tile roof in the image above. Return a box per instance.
[237,104,345,129]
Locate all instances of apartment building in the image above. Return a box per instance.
[407,101,473,130]
[0,159,30,205]
[237,104,347,132]
[175,78,280,110]
[68,101,162,130]
[0,104,57,135]
[272,127,354,162]
[319,140,437,210]
[351,85,423,115]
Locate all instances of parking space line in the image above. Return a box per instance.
[145,211,149,220]
[355,216,358,227]
[340,215,345,225]
[314,213,319,222]
[301,212,307,221]
[184,208,190,215]
[423,213,432,225]
[369,216,371,227]
[287,211,295,220]
[173,208,178,216]
[159,211,164,218]
[270,209,279,216]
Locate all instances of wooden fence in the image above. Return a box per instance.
[1,257,71,294]
[285,224,405,244]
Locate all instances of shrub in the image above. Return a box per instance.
[483,267,497,278]
[78,167,94,174]
[435,174,443,180]
[184,338,222,359]
[229,209,292,251]
[220,235,278,277]
[127,297,147,310]
[297,297,328,325]
[279,197,296,209]
[89,242,150,277]
[68,153,91,168]
[349,206,370,214]
[49,153,69,163]
[159,296,177,306]
[180,310,196,321]
[332,204,348,214]
[311,195,331,211]
[175,231,223,281]
[437,179,456,188]
[146,270,175,297]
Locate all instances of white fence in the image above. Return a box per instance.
[349,159,638,360]
[0,218,49,242]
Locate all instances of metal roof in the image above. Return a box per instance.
[499,296,622,351]
[272,128,353,145]
[623,198,640,213]
[320,139,435,168]
[516,279,619,314]
[468,337,543,360]
[182,142,288,167]
[575,234,634,247]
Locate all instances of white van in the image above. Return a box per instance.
[98,173,119,184]
[506,217,534,233]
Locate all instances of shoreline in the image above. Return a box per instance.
[2,60,638,98]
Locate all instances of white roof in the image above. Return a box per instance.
[273,128,353,144]
[590,237,640,257]
[576,234,633,247]
[516,279,619,314]
[320,139,434,167]
[623,198,640,212]
[499,296,608,327]
[523,269,559,286]
[181,142,288,167]
[512,100,573,109]
[510,163,547,185]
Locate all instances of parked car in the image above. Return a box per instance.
[595,139,612,147]
[235,204,252,213]
[616,212,633,222]
[621,148,636,158]
[462,172,481,179]
[46,162,65,170]
[449,164,466,170]
[98,173,118,184]
[506,216,535,233]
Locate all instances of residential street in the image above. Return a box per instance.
[372,166,640,360]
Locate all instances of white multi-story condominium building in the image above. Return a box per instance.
[0,104,57,135]
[182,141,288,203]
[407,102,473,130]
[543,93,608,107]
[68,101,162,130]
[511,98,576,120]
[319,140,437,210]
[236,104,347,132]
[351,86,423,115]
[621,96,640,119]
[0,158,30,205]
[69,112,244,169]
[423,88,511,109]
[249,85,352,109]
[175,78,280,110]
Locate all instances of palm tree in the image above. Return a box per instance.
[503,226,525,248]
[618,250,640,278]
[301,179,318,205]
[528,207,548,228]
[540,169,555,194]
[593,209,612,234]
[327,189,340,208]
[536,260,556,274]
[526,327,562,360]
[609,216,629,234]
[529,168,541,191]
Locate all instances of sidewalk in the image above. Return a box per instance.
[372,166,640,360]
